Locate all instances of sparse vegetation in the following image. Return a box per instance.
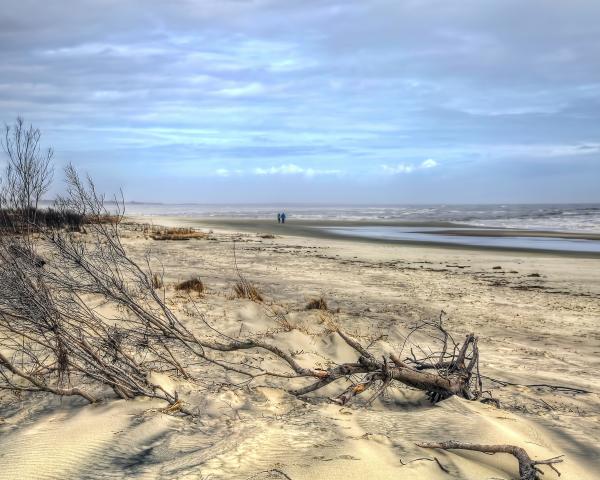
[149,226,206,241]
[232,240,263,302]
[0,208,122,234]
[305,296,328,310]
[85,213,122,225]
[152,272,164,289]
[0,207,85,232]
[175,277,204,294]
[233,280,263,302]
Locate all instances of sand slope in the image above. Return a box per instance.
[1,222,599,479]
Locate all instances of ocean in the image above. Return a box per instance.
[123,203,600,233]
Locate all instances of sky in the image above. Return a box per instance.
[1,0,599,204]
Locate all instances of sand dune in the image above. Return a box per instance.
[1,220,599,479]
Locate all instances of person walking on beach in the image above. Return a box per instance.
[277,213,281,224]
[281,212,286,224]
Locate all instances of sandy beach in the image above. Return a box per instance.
[1,217,598,479]
[4,0,600,477]
[138,217,600,256]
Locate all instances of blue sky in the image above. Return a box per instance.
[1,0,599,203]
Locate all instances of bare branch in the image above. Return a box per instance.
[416,441,564,480]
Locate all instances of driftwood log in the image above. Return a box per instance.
[417,441,564,480]
[284,326,482,405]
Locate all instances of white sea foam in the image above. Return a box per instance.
[121,203,600,233]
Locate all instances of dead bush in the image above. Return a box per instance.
[85,214,121,225]
[150,227,206,241]
[152,273,164,289]
[233,280,263,302]
[306,296,328,310]
[175,277,204,294]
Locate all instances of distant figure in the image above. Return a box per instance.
[277,213,281,224]
[281,212,286,224]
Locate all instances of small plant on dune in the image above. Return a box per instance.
[85,214,121,225]
[175,277,204,294]
[233,280,263,302]
[231,240,263,302]
[263,303,294,331]
[318,311,339,333]
[152,272,164,289]
[305,296,328,311]
[150,226,207,241]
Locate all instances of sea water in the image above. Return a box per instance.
[121,203,600,253]
[123,203,600,233]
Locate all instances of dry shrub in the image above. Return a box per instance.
[152,273,164,289]
[268,306,293,331]
[318,311,339,333]
[150,227,207,241]
[175,277,204,294]
[233,280,263,302]
[85,214,121,225]
[306,296,328,310]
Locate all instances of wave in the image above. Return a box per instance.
[121,203,600,233]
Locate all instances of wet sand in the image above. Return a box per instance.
[130,216,600,257]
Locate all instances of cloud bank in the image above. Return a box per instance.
[382,159,438,174]
[0,1,599,202]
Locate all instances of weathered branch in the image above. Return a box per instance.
[416,441,564,480]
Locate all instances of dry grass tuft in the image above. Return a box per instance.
[233,280,263,302]
[268,307,294,331]
[151,273,164,289]
[148,226,207,241]
[85,214,121,225]
[175,277,204,294]
[306,296,328,310]
[318,311,339,333]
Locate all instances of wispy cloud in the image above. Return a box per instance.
[254,164,341,176]
[1,1,599,202]
[382,159,438,175]
[421,159,438,169]
[214,164,342,177]
[214,168,242,177]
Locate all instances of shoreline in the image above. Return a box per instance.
[127,216,600,258]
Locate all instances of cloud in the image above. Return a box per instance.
[216,82,267,97]
[1,1,599,202]
[253,164,342,176]
[421,158,438,169]
[382,164,414,174]
[211,164,343,177]
[382,159,439,174]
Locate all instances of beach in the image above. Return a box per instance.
[1,217,598,479]
[5,0,600,477]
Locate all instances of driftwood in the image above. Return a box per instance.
[416,441,563,480]
[286,326,482,405]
